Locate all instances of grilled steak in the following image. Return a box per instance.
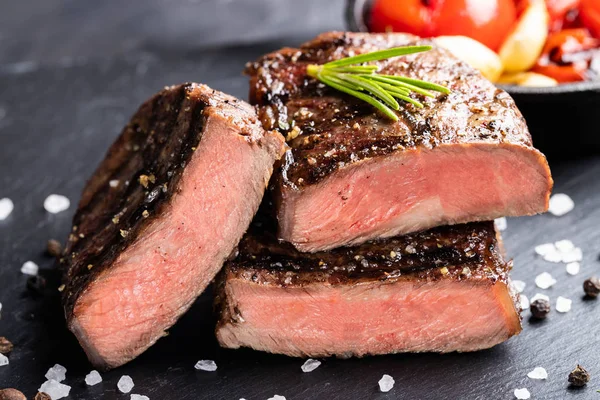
[61,83,285,369]
[247,32,553,252]
[216,219,522,357]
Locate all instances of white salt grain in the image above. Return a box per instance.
[44,194,70,214]
[555,239,575,253]
[495,217,507,231]
[45,363,67,382]
[527,367,548,380]
[520,295,530,310]
[548,193,574,216]
[267,396,286,400]
[301,359,321,372]
[0,353,8,366]
[531,293,550,303]
[0,198,14,220]
[85,370,102,386]
[194,360,217,372]
[514,388,531,399]
[561,247,583,263]
[556,296,572,313]
[535,243,555,256]
[566,262,580,276]
[535,272,557,289]
[378,374,395,393]
[109,180,120,188]
[543,248,563,263]
[21,260,39,276]
[117,375,135,393]
[512,280,526,293]
[39,379,71,399]
[130,395,149,400]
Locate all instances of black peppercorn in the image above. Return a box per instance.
[34,393,51,400]
[46,239,62,258]
[0,388,26,400]
[26,275,47,294]
[584,277,600,298]
[0,337,13,354]
[530,298,551,319]
[568,365,590,387]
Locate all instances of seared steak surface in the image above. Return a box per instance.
[215,219,522,357]
[62,83,285,369]
[247,32,553,252]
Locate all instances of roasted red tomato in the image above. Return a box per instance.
[580,0,600,37]
[369,0,518,51]
[545,0,581,31]
[532,28,600,81]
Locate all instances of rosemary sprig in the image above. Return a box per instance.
[306,46,450,121]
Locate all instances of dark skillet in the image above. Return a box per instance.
[346,0,600,160]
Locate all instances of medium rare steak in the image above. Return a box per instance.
[247,31,553,252]
[216,219,522,357]
[61,83,285,369]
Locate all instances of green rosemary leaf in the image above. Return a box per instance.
[383,75,451,94]
[318,73,399,121]
[328,65,379,74]
[366,75,436,98]
[324,46,432,68]
[330,73,400,110]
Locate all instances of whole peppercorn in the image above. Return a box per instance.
[26,275,47,294]
[568,364,590,387]
[34,393,51,400]
[584,277,600,298]
[0,388,26,400]
[530,298,551,319]
[0,337,13,354]
[46,239,62,258]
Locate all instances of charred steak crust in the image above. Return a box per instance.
[246,31,542,187]
[61,83,276,320]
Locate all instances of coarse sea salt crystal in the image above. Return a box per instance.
[512,280,526,293]
[535,243,555,256]
[520,295,530,310]
[130,395,149,400]
[548,193,574,217]
[378,374,395,393]
[117,375,135,393]
[556,296,572,313]
[543,248,563,263]
[45,363,67,382]
[267,396,286,400]
[531,293,550,303]
[555,240,575,253]
[301,359,321,372]
[0,198,14,220]
[535,272,557,289]
[514,388,531,399]
[21,260,39,276]
[109,180,120,188]
[495,217,507,231]
[561,247,583,263]
[0,353,8,366]
[527,367,548,380]
[44,194,70,214]
[39,379,71,400]
[85,370,102,386]
[194,360,217,372]
[566,262,580,275]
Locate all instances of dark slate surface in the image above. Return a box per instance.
[1,45,600,400]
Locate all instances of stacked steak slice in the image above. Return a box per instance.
[248,32,553,252]
[62,83,285,369]
[216,219,521,357]
[215,32,552,356]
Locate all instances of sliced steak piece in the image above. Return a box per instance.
[61,83,285,369]
[247,31,553,252]
[215,219,522,357]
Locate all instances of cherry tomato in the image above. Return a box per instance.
[532,28,600,82]
[580,0,600,37]
[369,0,518,51]
[545,0,581,31]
